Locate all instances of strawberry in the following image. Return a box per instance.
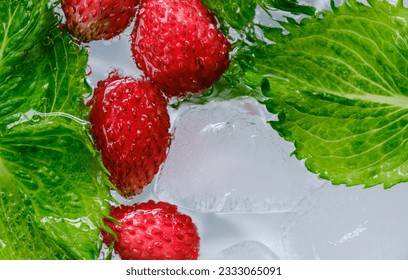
[130,0,231,97]
[61,0,140,42]
[87,70,171,197]
[102,200,200,260]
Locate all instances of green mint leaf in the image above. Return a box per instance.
[0,0,111,259]
[257,0,408,187]
[202,0,315,31]
[202,0,257,31]
[0,1,53,81]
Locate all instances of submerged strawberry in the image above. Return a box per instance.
[102,200,200,260]
[131,0,231,97]
[61,0,140,42]
[88,70,171,197]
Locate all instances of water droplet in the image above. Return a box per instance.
[32,114,41,122]
[83,45,91,53]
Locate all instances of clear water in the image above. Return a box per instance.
[86,0,408,260]
[281,184,408,259]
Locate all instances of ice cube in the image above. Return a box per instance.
[195,211,288,259]
[154,98,325,213]
[215,240,279,260]
[281,182,408,259]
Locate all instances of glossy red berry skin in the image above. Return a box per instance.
[61,0,140,42]
[131,0,231,97]
[88,71,171,197]
[102,200,200,260]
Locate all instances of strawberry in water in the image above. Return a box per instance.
[88,70,171,197]
[102,200,200,260]
[130,0,231,97]
[61,0,140,42]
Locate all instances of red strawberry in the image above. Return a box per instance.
[61,0,140,42]
[130,0,231,97]
[88,70,171,197]
[102,200,200,260]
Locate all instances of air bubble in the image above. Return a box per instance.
[83,45,91,53]
[32,114,41,122]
